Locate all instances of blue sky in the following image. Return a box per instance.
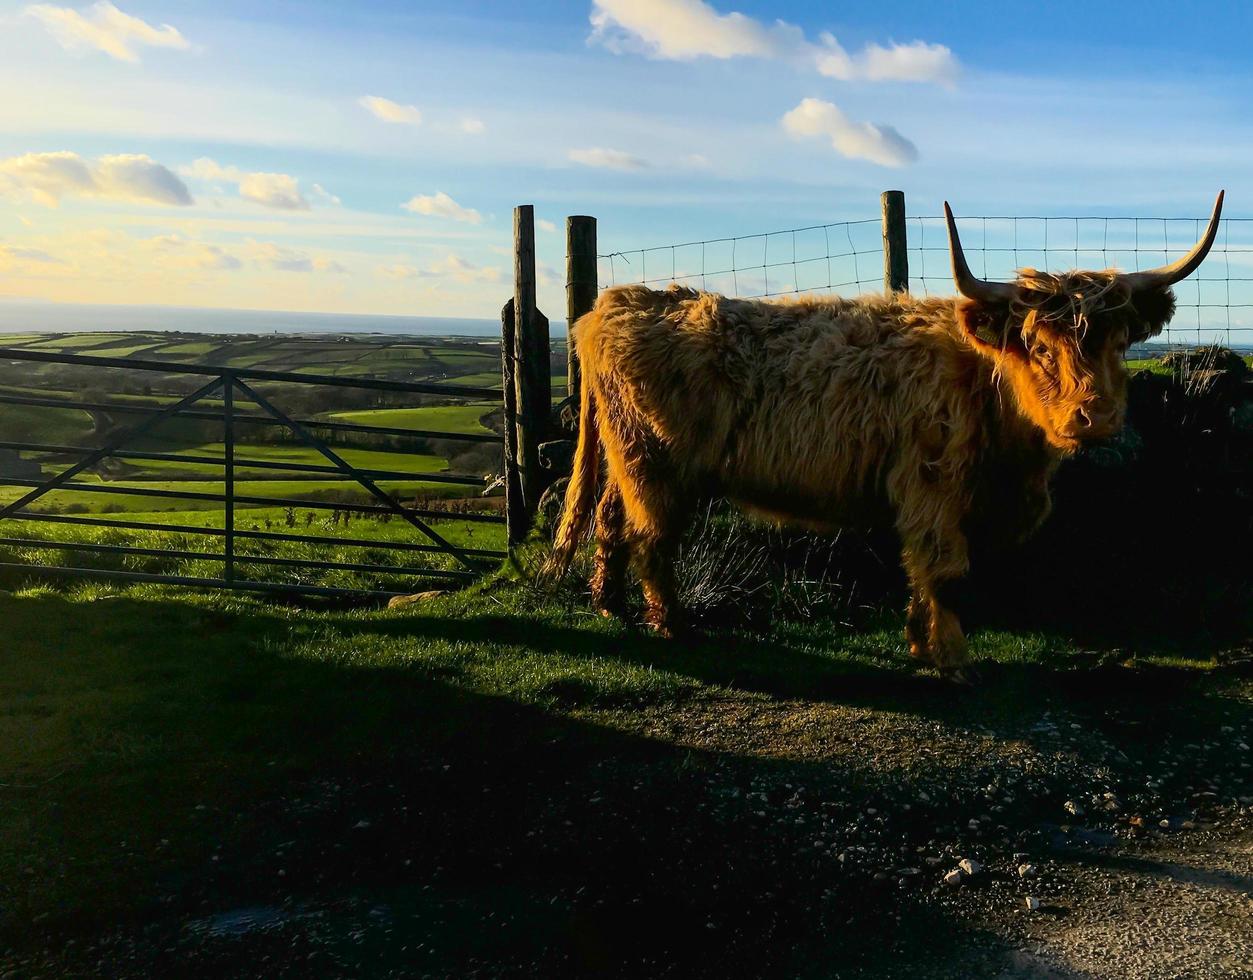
[0,0,1250,319]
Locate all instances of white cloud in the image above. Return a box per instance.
[238,172,308,211]
[311,183,341,206]
[681,153,711,169]
[590,0,795,60]
[568,147,648,171]
[0,243,61,265]
[0,150,193,207]
[815,35,958,86]
[247,241,345,274]
[181,158,314,211]
[781,97,918,168]
[379,263,423,280]
[25,1,189,63]
[400,191,482,224]
[460,116,486,135]
[379,253,500,283]
[537,219,557,233]
[359,95,423,126]
[589,0,957,86]
[181,157,238,183]
[430,254,500,283]
[146,233,241,271]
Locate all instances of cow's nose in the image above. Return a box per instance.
[1074,406,1093,429]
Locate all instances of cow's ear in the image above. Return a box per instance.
[956,298,1018,352]
[1127,287,1175,343]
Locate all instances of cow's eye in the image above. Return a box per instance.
[1031,344,1053,365]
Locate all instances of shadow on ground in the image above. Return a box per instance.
[2,588,1250,978]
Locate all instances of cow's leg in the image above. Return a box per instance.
[634,532,683,638]
[905,585,930,661]
[590,482,629,620]
[900,524,971,674]
[622,477,690,639]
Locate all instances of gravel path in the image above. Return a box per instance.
[4,666,1250,978]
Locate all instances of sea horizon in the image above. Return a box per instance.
[0,298,1248,354]
[0,299,568,338]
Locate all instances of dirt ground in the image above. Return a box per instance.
[5,653,1249,979]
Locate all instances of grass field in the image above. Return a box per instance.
[326,404,497,435]
[64,442,455,481]
[0,506,507,596]
[0,476,484,513]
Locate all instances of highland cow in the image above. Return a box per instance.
[547,193,1224,678]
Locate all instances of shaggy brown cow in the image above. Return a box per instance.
[547,193,1224,677]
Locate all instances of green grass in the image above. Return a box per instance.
[1125,358,1172,376]
[327,403,497,435]
[0,507,506,595]
[78,442,453,481]
[0,403,95,444]
[0,476,488,513]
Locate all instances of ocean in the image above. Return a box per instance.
[0,301,568,338]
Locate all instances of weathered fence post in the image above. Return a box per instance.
[565,215,597,401]
[499,299,526,544]
[511,204,551,536]
[881,190,909,294]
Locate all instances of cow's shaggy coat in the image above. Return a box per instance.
[547,196,1221,673]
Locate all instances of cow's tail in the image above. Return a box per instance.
[544,356,599,578]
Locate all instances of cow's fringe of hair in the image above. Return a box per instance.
[1011,269,1130,337]
[543,349,599,580]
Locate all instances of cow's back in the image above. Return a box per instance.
[576,285,985,525]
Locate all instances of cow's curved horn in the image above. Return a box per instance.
[944,202,1017,303]
[1120,190,1224,292]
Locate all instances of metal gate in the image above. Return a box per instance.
[0,347,509,600]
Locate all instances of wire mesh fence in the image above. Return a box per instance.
[600,210,1253,351]
[599,218,884,303]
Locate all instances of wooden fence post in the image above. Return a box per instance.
[881,190,909,293]
[499,298,526,544]
[512,205,551,533]
[565,215,597,401]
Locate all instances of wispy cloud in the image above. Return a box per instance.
[248,241,346,274]
[181,158,313,211]
[781,97,918,168]
[400,191,482,224]
[378,253,500,283]
[359,95,423,126]
[568,147,648,171]
[814,37,958,86]
[537,219,558,233]
[0,243,62,265]
[25,1,189,63]
[589,0,957,86]
[311,183,341,207]
[460,116,486,135]
[146,233,241,271]
[0,151,193,207]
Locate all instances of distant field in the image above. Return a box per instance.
[0,333,513,588]
[0,475,481,514]
[446,370,569,397]
[326,403,497,435]
[0,402,96,442]
[100,443,452,480]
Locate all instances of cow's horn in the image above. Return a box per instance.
[944,202,1017,303]
[1121,190,1224,292]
